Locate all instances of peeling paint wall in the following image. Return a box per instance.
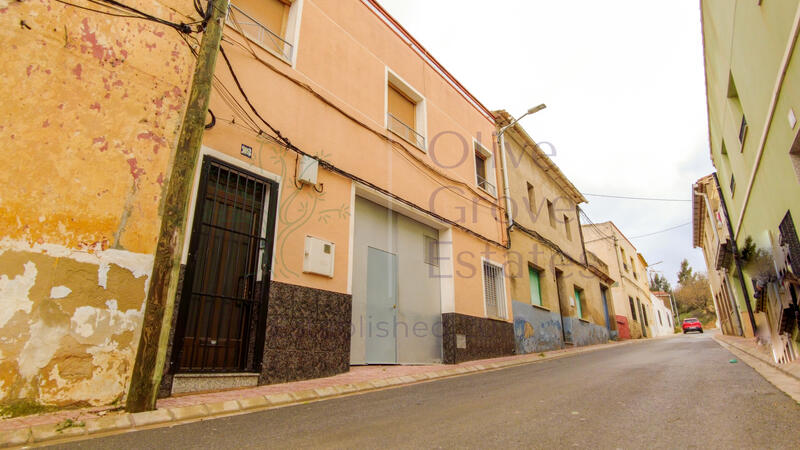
[0,0,196,407]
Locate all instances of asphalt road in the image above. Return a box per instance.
[51,333,800,449]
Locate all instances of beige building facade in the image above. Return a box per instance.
[495,111,615,353]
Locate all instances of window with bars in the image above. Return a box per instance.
[483,260,506,319]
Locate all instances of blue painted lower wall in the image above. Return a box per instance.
[512,301,564,354]
[512,300,610,355]
[564,317,609,347]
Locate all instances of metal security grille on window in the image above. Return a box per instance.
[387,113,425,149]
[483,262,505,319]
[227,3,293,61]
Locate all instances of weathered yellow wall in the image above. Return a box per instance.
[0,0,196,407]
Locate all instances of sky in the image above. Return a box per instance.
[379,0,715,287]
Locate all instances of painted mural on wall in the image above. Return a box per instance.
[512,300,563,354]
[564,317,609,347]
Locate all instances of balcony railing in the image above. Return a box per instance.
[476,174,496,196]
[387,113,425,149]
[226,4,293,61]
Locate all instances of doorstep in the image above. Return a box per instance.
[171,373,260,395]
[0,338,638,447]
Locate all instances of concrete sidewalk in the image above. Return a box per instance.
[713,333,800,402]
[0,338,643,447]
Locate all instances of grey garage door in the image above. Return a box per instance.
[350,197,442,364]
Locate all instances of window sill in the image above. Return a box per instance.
[389,128,427,153]
[476,184,498,199]
[532,304,550,312]
[579,318,590,324]
[485,315,508,322]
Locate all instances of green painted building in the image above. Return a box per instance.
[701,0,800,361]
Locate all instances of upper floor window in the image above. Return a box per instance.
[564,214,572,240]
[629,297,636,321]
[621,247,628,271]
[474,141,496,196]
[386,71,426,150]
[227,0,300,62]
[727,73,747,151]
[547,200,556,227]
[526,182,535,212]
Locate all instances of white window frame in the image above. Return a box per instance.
[226,0,304,67]
[385,67,427,151]
[480,257,508,320]
[473,139,497,197]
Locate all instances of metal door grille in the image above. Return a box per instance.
[173,158,275,373]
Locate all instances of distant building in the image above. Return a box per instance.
[582,222,655,340]
[692,174,747,337]
[648,292,675,337]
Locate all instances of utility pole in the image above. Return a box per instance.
[126,0,229,412]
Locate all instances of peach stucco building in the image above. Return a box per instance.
[158,0,515,395]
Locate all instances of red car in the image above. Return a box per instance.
[682,318,703,334]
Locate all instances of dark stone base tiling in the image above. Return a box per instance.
[258,281,352,385]
[159,276,351,397]
[442,313,515,364]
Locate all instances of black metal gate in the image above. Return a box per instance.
[171,157,277,373]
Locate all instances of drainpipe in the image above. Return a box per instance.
[496,105,547,240]
[713,172,757,335]
[498,130,514,237]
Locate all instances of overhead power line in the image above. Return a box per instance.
[54,0,203,34]
[629,222,691,239]
[583,193,691,202]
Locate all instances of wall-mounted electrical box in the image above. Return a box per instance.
[303,235,334,277]
[297,155,319,185]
